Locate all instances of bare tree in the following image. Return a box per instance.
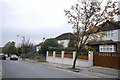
[64,0,120,69]
[20,38,35,60]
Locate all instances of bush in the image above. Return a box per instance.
[48,47,65,52]
[41,38,63,54]
[47,47,89,52]
[79,48,88,52]
[48,47,76,52]
[64,47,76,52]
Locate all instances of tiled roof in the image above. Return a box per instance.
[115,21,120,26]
[88,40,120,45]
[55,33,74,40]
[36,42,43,46]
[99,20,120,31]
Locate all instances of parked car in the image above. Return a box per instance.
[10,54,18,60]
[5,54,8,58]
[0,53,6,60]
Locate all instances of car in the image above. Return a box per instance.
[0,53,6,60]
[5,54,8,58]
[10,54,18,60]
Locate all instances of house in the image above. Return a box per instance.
[36,42,43,52]
[55,32,74,47]
[89,20,120,53]
[0,47,2,53]
[55,20,120,53]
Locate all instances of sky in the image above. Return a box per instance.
[0,0,76,47]
[0,0,119,47]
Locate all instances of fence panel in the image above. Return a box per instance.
[77,52,88,60]
[48,52,53,56]
[64,52,73,58]
[55,52,61,57]
[94,52,120,69]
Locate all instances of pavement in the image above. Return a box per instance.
[26,59,120,79]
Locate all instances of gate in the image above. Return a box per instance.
[93,52,120,69]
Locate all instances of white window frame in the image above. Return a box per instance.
[99,45,115,52]
[104,30,113,39]
[60,41,64,45]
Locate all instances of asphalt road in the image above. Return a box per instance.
[2,59,91,78]
[0,60,2,79]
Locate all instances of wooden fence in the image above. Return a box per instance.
[94,52,120,69]
[46,51,93,67]
[48,52,53,56]
[48,51,88,60]
[77,52,88,60]
[64,52,73,58]
[55,52,61,57]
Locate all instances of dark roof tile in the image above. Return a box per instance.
[55,33,74,40]
[100,20,120,31]
[88,40,119,45]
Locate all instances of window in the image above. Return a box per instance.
[60,41,64,45]
[99,45,115,52]
[104,30,113,39]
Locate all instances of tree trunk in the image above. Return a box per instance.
[72,47,81,69]
[72,53,77,69]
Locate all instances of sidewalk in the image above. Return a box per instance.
[26,59,119,79]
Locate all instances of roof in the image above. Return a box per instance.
[36,42,43,46]
[55,33,74,40]
[99,20,120,31]
[88,40,120,45]
[115,21,120,26]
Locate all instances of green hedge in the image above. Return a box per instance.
[47,47,88,52]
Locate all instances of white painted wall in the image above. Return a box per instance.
[46,51,93,67]
[58,40,70,47]
[103,29,120,42]
[118,29,120,41]
[36,46,41,52]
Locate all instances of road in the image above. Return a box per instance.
[0,60,2,79]
[2,59,91,78]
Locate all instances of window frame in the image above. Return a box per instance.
[99,44,115,52]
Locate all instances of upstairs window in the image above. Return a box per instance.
[60,41,64,45]
[104,30,113,39]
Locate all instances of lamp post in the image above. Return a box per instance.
[17,35,26,60]
[17,35,25,46]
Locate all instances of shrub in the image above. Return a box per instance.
[64,47,76,52]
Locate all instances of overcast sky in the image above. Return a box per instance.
[0,0,119,47]
[0,0,76,47]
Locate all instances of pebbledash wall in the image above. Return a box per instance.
[46,51,93,67]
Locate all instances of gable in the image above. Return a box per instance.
[99,20,120,31]
[55,33,74,40]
